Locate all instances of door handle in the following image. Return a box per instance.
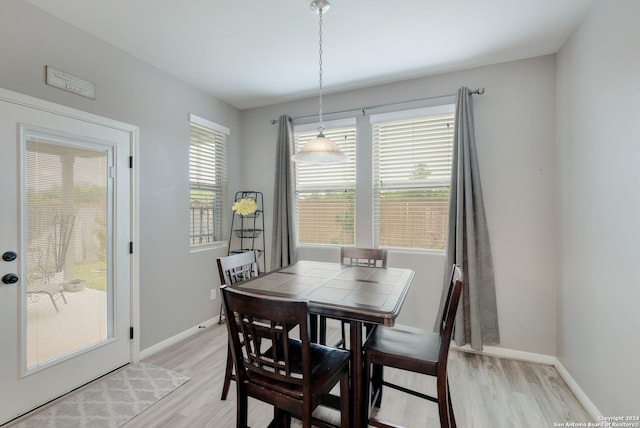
[2,274,19,284]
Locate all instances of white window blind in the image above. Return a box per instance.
[294,123,356,245]
[373,109,454,250]
[189,114,228,247]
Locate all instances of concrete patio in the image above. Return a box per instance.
[26,287,107,368]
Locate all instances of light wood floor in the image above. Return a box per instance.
[120,321,592,428]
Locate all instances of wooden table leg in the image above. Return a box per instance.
[349,320,365,428]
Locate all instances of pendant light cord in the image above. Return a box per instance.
[318,7,325,135]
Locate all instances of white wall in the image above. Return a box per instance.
[0,0,242,349]
[242,55,559,355]
[556,0,640,415]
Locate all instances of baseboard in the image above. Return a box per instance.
[451,343,557,365]
[553,359,603,421]
[139,316,220,360]
[450,343,602,421]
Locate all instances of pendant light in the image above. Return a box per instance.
[291,0,348,164]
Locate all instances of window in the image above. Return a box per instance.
[372,106,455,250]
[189,114,228,247]
[294,120,356,245]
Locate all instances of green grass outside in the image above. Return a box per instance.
[73,261,107,291]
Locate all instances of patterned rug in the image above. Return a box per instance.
[14,362,190,428]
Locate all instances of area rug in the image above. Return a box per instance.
[14,362,190,428]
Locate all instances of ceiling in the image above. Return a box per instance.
[24,0,596,110]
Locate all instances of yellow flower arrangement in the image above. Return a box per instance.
[232,198,258,216]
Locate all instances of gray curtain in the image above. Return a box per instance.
[437,87,499,351]
[271,115,298,269]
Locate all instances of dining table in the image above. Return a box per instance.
[231,260,415,428]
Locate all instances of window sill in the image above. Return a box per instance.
[189,240,227,254]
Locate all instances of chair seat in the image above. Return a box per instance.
[252,339,350,400]
[365,325,440,376]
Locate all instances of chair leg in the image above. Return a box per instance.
[436,374,451,428]
[340,369,350,428]
[372,363,383,408]
[364,355,372,422]
[302,402,313,428]
[236,387,248,428]
[221,345,234,400]
[447,378,457,428]
[272,408,291,428]
[46,292,60,312]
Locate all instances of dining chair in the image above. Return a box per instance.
[319,247,388,348]
[217,251,260,400]
[220,285,351,428]
[363,264,463,428]
[340,246,387,268]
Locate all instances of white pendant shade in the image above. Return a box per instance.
[291,134,348,164]
[291,0,348,165]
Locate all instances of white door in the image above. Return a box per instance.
[0,89,135,424]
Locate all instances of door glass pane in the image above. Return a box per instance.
[24,133,112,369]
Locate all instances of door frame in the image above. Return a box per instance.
[0,86,140,370]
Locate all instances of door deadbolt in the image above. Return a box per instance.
[2,273,19,284]
[2,251,17,262]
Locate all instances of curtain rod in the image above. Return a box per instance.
[270,87,484,124]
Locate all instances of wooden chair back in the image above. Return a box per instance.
[439,265,463,366]
[217,251,259,286]
[221,286,351,427]
[216,250,262,400]
[340,247,387,268]
[221,286,310,390]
